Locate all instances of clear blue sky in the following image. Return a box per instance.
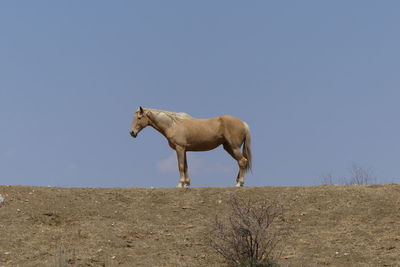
[1,1,399,187]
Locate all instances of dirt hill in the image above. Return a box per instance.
[0,184,399,266]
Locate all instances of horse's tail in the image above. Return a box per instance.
[242,122,252,173]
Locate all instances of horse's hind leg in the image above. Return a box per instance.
[223,143,248,187]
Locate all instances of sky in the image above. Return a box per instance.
[1,1,400,188]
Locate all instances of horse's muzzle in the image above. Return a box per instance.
[130,131,137,138]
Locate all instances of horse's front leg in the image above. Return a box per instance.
[184,155,190,186]
[175,146,187,188]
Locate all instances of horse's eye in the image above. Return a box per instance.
[138,117,142,120]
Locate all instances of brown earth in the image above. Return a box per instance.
[0,184,399,267]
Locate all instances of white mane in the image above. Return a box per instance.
[145,108,192,123]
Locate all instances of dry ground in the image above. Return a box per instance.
[0,184,399,266]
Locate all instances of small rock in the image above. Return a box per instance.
[0,194,4,205]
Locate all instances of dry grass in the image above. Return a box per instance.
[0,184,399,266]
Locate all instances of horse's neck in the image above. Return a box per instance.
[149,112,174,136]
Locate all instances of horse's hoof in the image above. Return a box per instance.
[235,183,244,187]
[176,183,183,188]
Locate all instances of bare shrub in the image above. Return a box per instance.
[320,163,377,186]
[209,194,285,267]
[346,163,376,185]
[54,244,76,267]
[0,194,5,206]
[320,171,336,185]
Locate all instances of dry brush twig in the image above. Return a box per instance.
[209,194,286,267]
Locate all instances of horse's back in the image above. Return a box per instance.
[171,115,247,149]
[219,115,247,131]
[183,115,245,133]
[170,117,221,150]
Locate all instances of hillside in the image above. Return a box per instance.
[0,185,399,266]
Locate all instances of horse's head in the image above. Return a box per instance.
[130,106,150,138]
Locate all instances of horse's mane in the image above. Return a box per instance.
[145,108,192,123]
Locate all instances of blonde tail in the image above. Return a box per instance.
[242,123,252,173]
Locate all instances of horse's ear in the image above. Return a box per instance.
[139,106,144,114]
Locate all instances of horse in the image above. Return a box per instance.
[130,107,252,188]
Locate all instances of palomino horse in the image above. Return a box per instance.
[130,107,252,187]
